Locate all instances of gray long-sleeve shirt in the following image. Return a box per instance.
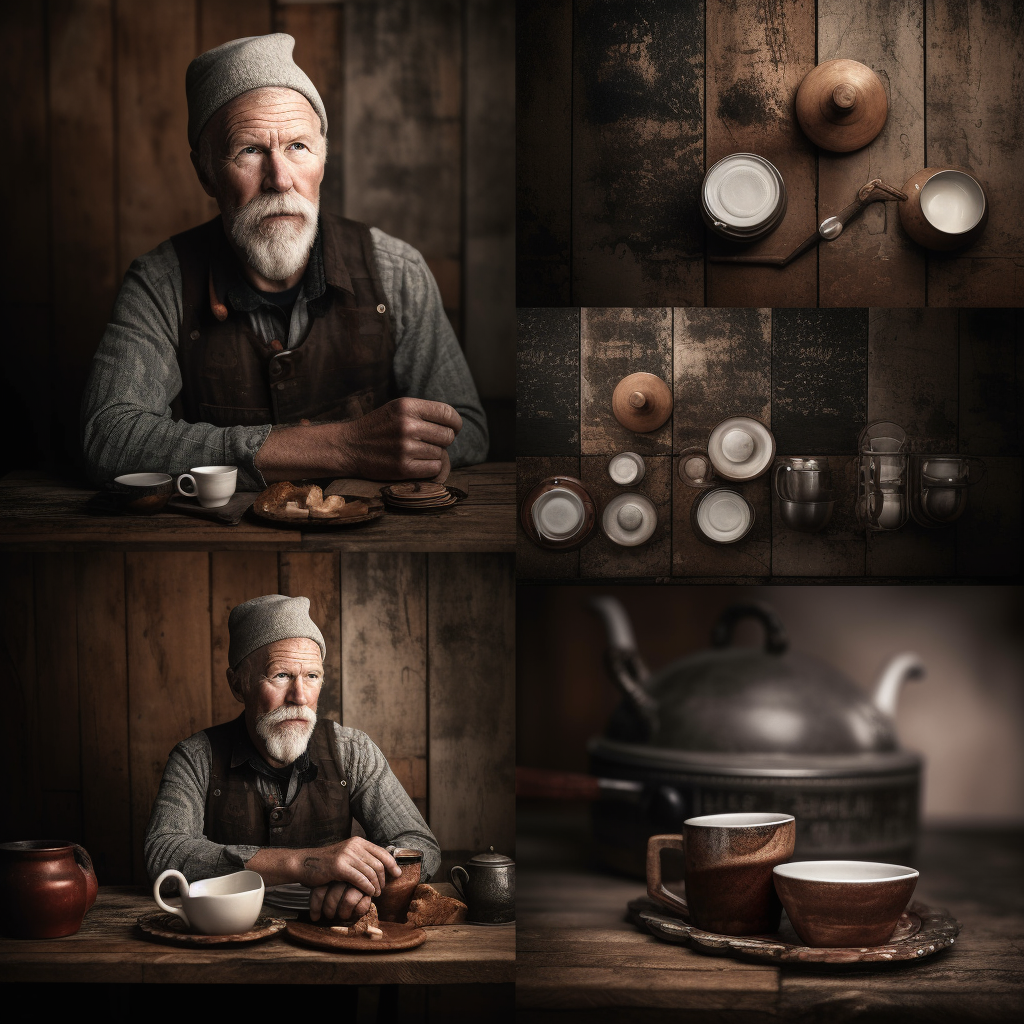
[144,720,440,884]
[82,225,488,490]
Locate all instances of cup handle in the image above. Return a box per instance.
[154,869,191,928]
[176,474,197,498]
[450,865,469,901]
[72,844,99,912]
[646,834,690,919]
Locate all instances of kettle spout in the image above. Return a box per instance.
[872,653,925,719]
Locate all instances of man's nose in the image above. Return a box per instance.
[262,149,294,192]
[286,673,317,703]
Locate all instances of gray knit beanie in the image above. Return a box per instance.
[228,595,326,669]
[185,33,328,150]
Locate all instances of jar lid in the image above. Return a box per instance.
[707,416,775,481]
[393,848,423,863]
[468,846,515,867]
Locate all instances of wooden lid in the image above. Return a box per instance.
[611,372,673,432]
[795,59,888,153]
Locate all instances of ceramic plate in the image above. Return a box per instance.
[251,494,385,529]
[286,920,427,953]
[628,897,960,966]
[707,416,776,481]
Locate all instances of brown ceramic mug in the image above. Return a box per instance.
[373,848,422,922]
[647,812,796,935]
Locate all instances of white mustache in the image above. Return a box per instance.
[257,704,317,730]
[232,190,318,235]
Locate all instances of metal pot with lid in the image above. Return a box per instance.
[450,847,515,925]
[587,599,924,878]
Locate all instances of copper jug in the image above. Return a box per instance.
[0,840,98,938]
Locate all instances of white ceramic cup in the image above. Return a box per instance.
[153,869,265,935]
[920,170,986,235]
[608,452,646,486]
[176,466,238,508]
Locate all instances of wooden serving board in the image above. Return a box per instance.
[286,920,427,953]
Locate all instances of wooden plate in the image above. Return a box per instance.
[136,912,286,946]
[250,494,385,529]
[381,486,467,514]
[285,920,427,953]
[628,897,960,966]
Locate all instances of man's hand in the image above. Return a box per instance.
[309,881,373,921]
[255,398,462,482]
[297,836,400,897]
[330,398,462,480]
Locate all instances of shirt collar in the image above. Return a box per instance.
[228,713,319,783]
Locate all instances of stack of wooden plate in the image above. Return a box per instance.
[381,482,460,513]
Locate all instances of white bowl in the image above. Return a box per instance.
[602,493,658,547]
[693,488,755,544]
[920,170,986,235]
[707,417,776,481]
[704,154,783,228]
[531,487,586,542]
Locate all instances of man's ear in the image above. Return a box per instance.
[226,665,246,705]
[190,150,218,198]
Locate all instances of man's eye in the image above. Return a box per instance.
[290,143,306,151]
[241,146,259,155]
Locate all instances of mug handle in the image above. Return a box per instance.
[72,844,99,912]
[176,474,197,498]
[450,865,469,901]
[154,869,191,928]
[646,834,690,919]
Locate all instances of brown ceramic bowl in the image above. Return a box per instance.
[110,472,174,513]
[899,167,988,251]
[773,860,918,947]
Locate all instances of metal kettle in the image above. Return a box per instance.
[450,847,515,925]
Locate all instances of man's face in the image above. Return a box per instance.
[196,87,325,284]
[238,637,324,765]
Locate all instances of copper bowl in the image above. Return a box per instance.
[899,167,988,251]
[109,472,174,514]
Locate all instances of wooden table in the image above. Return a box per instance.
[516,809,1023,1021]
[0,884,514,987]
[0,463,514,552]
[517,0,1024,308]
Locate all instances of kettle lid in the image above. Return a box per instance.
[468,846,515,866]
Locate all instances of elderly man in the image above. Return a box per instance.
[145,594,439,921]
[82,33,487,491]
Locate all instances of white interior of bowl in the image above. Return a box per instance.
[602,493,657,547]
[704,155,781,227]
[921,170,985,234]
[609,453,643,485]
[708,417,774,479]
[686,812,794,828]
[774,860,918,883]
[189,870,264,897]
[114,473,172,486]
[189,465,237,477]
[696,490,752,542]
[532,488,585,541]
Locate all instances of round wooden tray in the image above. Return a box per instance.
[380,486,468,514]
[250,494,385,529]
[136,912,286,946]
[286,920,427,953]
[628,896,960,966]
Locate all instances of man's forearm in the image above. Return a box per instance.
[254,423,353,482]
[244,845,310,885]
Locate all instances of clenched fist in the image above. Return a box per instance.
[298,837,400,921]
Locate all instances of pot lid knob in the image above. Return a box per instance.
[712,602,789,655]
[611,372,673,433]
[617,503,644,531]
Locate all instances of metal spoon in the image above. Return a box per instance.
[708,179,908,267]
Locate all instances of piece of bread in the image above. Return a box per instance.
[405,884,467,926]
[282,501,309,519]
[304,485,324,509]
[349,903,380,936]
[308,494,348,519]
[257,481,309,510]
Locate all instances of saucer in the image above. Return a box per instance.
[707,417,775,481]
[136,912,286,946]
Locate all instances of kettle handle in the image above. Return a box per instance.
[712,603,788,654]
[72,844,98,911]
[450,865,469,901]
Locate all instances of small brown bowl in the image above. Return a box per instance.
[773,860,918,948]
[899,167,988,251]
[109,473,174,514]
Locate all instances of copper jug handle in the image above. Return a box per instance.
[72,843,98,911]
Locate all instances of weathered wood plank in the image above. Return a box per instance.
[581,308,673,455]
[705,0,817,307]
[428,554,515,859]
[126,552,211,882]
[816,0,926,306]
[76,552,132,883]
[925,0,1024,305]
[772,455,865,576]
[209,552,280,726]
[572,0,704,306]
[116,0,215,272]
[516,457,583,579]
[955,456,1022,577]
[772,308,868,454]
[516,0,572,305]
[673,308,771,451]
[868,308,959,451]
[276,1,345,219]
[579,455,672,579]
[199,0,272,50]
[517,308,581,456]
[340,553,428,812]
[35,553,82,840]
[279,553,342,724]
[957,310,1023,456]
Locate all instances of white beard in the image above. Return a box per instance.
[228,190,319,282]
[255,704,317,764]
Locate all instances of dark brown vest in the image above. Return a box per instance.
[203,715,352,849]
[170,214,396,427]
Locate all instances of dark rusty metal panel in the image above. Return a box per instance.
[958,310,1023,456]
[868,308,959,453]
[772,308,869,455]
[572,0,705,306]
[866,522,957,578]
[954,456,1023,577]
[517,308,581,456]
[673,308,772,452]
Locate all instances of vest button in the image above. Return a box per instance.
[190,330,200,341]
[376,304,386,314]
[212,789,221,797]
[272,827,283,834]
[276,382,285,390]
[271,810,282,820]
[340,780,347,787]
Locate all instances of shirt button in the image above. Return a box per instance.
[190,330,200,341]
[340,780,347,787]
[376,304,386,314]
[276,382,285,390]
[271,810,282,821]
[212,789,221,797]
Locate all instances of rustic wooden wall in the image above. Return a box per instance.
[516,0,1024,308]
[517,307,1023,580]
[1,551,515,884]
[1,0,514,474]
